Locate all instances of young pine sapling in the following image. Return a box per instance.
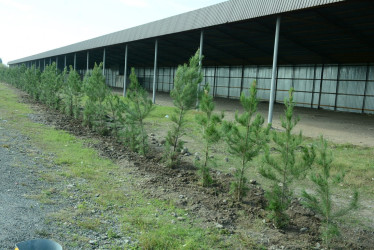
[106,93,126,138]
[24,66,41,101]
[260,88,315,228]
[40,62,63,109]
[83,62,110,134]
[164,50,202,168]
[302,136,358,248]
[123,68,153,155]
[195,85,223,186]
[62,66,83,118]
[223,82,269,202]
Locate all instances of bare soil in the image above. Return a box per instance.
[15,88,374,249]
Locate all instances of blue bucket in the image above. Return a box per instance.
[15,239,62,250]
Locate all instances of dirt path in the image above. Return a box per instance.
[149,91,374,147]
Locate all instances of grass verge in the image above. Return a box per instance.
[0,82,237,249]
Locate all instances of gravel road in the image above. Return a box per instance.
[0,126,58,249]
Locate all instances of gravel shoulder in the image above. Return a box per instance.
[0,126,57,248]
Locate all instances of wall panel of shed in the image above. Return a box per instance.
[111,62,374,115]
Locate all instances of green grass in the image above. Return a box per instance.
[0,82,237,248]
[330,143,374,194]
[121,198,228,249]
[1,81,373,247]
[143,89,374,231]
[146,99,374,195]
[27,187,58,204]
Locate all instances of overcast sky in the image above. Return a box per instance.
[0,0,227,65]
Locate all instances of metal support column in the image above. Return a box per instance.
[56,56,58,70]
[123,45,128,97]
[199,30,204,67]
[74,53,76,71]
[311,64,317,108]
[152,40,158,104]
[49,58,51,65]
[143,67,146,89]
[171,67,175,92]
[64,55,67,69]
[227,66,231,98]
[240,65,245,95]
[213,66,218,97]
[318,64,325,109]
[102,48,106,75]
[362,63,370,113]
[334,64,341,111]
[87,51,89,72]
[44,59,46,71]
[197,30,204,107]
[161,68,164,92]
[274,66,279,103]
[267,16,281,125]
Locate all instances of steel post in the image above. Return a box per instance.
[199,30,204,67]
[274,66,279,102]
[213,66,217,97]
[103,48,106,75]
[56,56,58,70]
[318,64,325,109]
[197,30,204,108]
[74,53,76,71]
[362,63,370,113]
[87,51,89,72]
[228,66,231,98]
[44,59,46,71]
[152,40,158,104]
[311,64,317,108]
[123,45,128,97]
[267,16,281,125]
[334,64,341,111]
[240,65,245,95]
[64,55,67,69]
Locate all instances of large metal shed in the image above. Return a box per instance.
[8,0,374,120]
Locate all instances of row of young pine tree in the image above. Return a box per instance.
[0,62,154,154]
[0,51,357,247]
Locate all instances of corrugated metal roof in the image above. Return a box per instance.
[9,0,344,64]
